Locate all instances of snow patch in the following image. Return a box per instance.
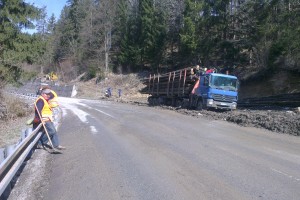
[90,126,98,134]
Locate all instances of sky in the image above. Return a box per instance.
[24,0,68,33]
[25,0,68,19]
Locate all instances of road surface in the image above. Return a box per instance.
[43,98,300,200]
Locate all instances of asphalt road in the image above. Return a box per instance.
[44,98,300,200]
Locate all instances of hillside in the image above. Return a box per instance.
[75,72,149,103]
[235,68,300,99]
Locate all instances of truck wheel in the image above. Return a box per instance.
[176,99,183,108]
[148,97,153,105]
[153,98,158,105]
[189,95,197,109]
[155,97,160,105]
[196,99,203,110]
[182,99,190,108]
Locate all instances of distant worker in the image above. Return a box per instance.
[47,89,59,108]
[206,68,216,74]
[194,65,200,75]
[118,89,122,98]
[33,89,65,151]
[190,65,200,81]
[105,87,112,97]
[108,88,112,97]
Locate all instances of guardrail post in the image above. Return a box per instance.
[25,128,34,160]
[25,128,32,137]
[21,129,27,141]
[4,145,15,158]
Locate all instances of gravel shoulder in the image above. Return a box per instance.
[7,149,52,200]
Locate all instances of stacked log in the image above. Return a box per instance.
[140,67,198,97]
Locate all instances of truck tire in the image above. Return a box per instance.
[176,99,184,108]
[196,98,203,110]
[153,97,158,105]
[189,95,196,109]
[148,97,153,105]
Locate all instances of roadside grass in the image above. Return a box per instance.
[3,94,31,119]
[0,93,32,148]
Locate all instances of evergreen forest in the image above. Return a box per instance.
[1,0,300,84]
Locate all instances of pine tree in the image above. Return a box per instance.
[139,0,167,69]
[179,0,200,63]
[0,0,41,83]
[36,6,48,38]
[117,11,141,71]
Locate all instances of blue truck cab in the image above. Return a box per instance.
[195,73,239,110]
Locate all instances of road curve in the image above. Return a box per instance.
[44,97,300,200]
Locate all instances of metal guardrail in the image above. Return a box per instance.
[8,82,76,98]
[0,124,42,196]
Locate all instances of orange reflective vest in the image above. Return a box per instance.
[48,90,59,108]
[35,96,53,122]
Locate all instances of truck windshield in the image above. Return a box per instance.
[210,75,238,91]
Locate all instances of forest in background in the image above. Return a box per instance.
[0,0,300,85]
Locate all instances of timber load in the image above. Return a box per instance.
[140,67,197,98]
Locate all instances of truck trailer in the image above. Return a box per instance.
[141,68,239,110]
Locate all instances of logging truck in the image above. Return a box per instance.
[141,68,239,110]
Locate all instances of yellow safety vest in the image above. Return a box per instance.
[35,96,53,122]
[48,90,59,108]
